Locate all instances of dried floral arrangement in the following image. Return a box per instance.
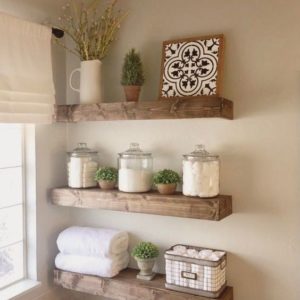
[56,0,127,61]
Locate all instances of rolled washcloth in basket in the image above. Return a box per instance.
[57,226,129,258]
[55,252,129,278]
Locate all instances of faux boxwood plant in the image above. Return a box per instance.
[121,48,145,86]
[153,169,181,185]
[132,242,159,259]
[95,167,118,182]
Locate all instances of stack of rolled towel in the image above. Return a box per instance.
[55,226,129,278]
[166,245,225,261]
[68,159,98,188]
[165,245,226,291]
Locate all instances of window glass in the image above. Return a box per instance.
[0,125,24,289]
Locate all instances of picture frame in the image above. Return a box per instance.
[159,34,224,100]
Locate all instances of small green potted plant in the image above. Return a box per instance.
[153,169,181,195]
[95,167,118,190]
[132,241,159,281]
[121,48,145,102]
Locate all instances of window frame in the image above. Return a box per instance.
[0,124,26,290]
[21,124,27,284]
[0,124,40,300]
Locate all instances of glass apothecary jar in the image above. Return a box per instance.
[118,143,153,193]
[182,144,220,198]
[67,143,98,188]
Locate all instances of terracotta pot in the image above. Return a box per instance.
[123,85,141,102]
[98,180,116,190]
[156,183,177,195]
[135,257,156,280]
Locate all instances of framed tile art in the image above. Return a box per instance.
[159,34,224,99]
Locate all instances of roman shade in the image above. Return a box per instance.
[0,12,55,123]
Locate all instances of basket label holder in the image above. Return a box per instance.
[181,271,197,280]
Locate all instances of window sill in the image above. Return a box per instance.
[0,279,41,300]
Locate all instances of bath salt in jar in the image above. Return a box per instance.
[118,143,153,193]
[183,145,220,198]
[67,143,98,188]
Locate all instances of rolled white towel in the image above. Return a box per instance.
[82,176,97,184]
[187,249,198,258]
[173,245,187,255]
[209,253,220,261]
[83,161,98,170]
[165,250,177,255]
[214,251,226,258]
[57,227,129,258]
[198,250,226,261]
[82,170,97,175]
[198,249,214,260]
[55,252,129,278]
[82,181,97,188]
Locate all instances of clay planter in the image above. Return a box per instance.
[123,85,141,102]
[156,183,177,195]
[135,257,156,281]
[98,180,116,190]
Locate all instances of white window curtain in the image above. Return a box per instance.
[0,12,55,123]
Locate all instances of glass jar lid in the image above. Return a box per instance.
[67,142,98,157]
[119,143,152,158]
[183,144,218,160]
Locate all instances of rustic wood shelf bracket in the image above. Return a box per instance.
[54,97,233,123]
[54,268,234,300]
[51,188,232,221]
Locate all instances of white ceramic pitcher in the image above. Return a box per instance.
[69,60,103,104]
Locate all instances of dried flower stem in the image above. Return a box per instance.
[56,0,127,61]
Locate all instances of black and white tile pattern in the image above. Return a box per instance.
[161,37,221,98]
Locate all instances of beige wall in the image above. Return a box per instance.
[1,0,300,300]
[66,1,300,300]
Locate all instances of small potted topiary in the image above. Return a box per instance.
[153,169,181,195]
[95,167,118,190]
[132,241,159,281]
[121,48,145,102]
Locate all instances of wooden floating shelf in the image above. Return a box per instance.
[54,268,233,300]
[54,97,233,122]
[51,188,232,221]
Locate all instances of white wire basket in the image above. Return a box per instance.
[165,244,227,298]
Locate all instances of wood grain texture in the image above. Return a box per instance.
[54,97,233,123]
[51,188,232,221]
[54,268,233,300]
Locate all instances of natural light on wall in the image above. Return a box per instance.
[0,124,25,289]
